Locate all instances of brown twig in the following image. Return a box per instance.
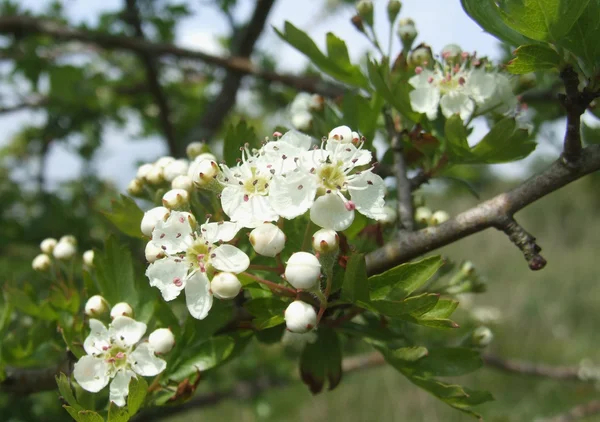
[495,216,546,270]
[483,354,586,381]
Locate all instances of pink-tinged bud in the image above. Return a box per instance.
[110,302,133,319]
[285,252,321,290]
[149,328,175,354]
[211,272,242,300]
[85,295,109,316]
[249,223,286,257]
[284,300,317,333]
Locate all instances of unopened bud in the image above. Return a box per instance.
[40,238,57,254]
[284,300,317,333]
[409,45,433,68]
[83,250,95,268]
[53,241,77,260]
[379,206,397,225]
[127,178,145,197]
[397,18,417,49]
[189,157,219,187]
[472,326,494,347]
[84,295,109,316]
[171,175,193,192]
[136,163,154,180]
[356,0,374,27]
[460,261,475,276]
[145,241,165,263]
[387,0,402,23]
[140,206,169,237]
[351,14,365,33]
[155,156,175,169]
[285,252,321,290]
[328,125,354,144]
[59,235,77,246]
[249,223,286,257]
[186,142,210,160]
[32,254,51,271]
[162,189,190,209]
[291,111,313,131]
[312,229,339,254]
[148,328,175,354]
[163,159,189,182]
[441,44,463,65]
[430,210,450,225]
[110,302,133,319]
[145,165,164,185]
[211,272,242,300]
[414,206,432,225]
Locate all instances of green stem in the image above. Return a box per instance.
[301,220,314,252]
[316,273,333,324]
[241,272,296,297]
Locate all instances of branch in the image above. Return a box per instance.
[483,354,588,382]
[365,144,600,275]
[541,400,600,422]
[0,15,345,98]
[0,96,47,113]
[0,355,72,395]
[123,0,177,155]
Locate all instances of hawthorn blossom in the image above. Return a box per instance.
[289,93,321,130]
[145,211,248,319]
[73,316,166,406]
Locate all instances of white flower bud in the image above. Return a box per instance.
[149,328,175,354]
[145,165,164,185]
[155,156,175,169]
[110,302,133,319]
[162,189,189,209]
[414,206,432,224]
[188,157,219,187]
[397,17,417,46]
[249,223,286,257]
[285,252,321,290]
[32,254,51,271]
[472,326,494,347]
[40,238,57,254]
[356,0,374,26]
[441,43,463,64]
[59,235,77,246]
[211,272,242,300]
[409,45,433,67]
[291,111,313,131]
[312,229,339,254]
[379,206,397,225]
[387,0,402,23]
[430,210,450,225]
[83,250,95,267]
[460,261,475,276]
[84,295,109,316]
[136,163,154,179]
[127,178,145,196]
[140,206,169,237]
[171,175,193,192]
[186,142,210,160]
[327,125,354,144]
[163,159,189,182]
[145,241,165,263]
[53,241,77,260]
[284,300,317,333]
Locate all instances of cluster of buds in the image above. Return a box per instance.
[32,235,94,272]
[414,206,450,227]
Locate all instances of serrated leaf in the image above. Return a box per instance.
[340,254,369,303]
[101,195,144,239]
[127,376,147,416]
[470,117,536,163]
[56,373,82,411]
[507,44,561,74]
[64,408,105,422]
[95,236,137,306]
[444,115,472,161]
[244,297,288,329]
[369,256,444,301]
[3,287,58,320]
[108,403,129,422]
[369,293,439,318]
[300,327,342,394]
[555,0,600,72]
[422,298,459,319]
[168,336,235,381]
[223,120,257,166]
[410,348,483,377]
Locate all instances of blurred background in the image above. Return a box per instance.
[1,0,599,421]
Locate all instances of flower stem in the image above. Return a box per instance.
[301,220,314,251]
[241,272,296,297]
[316,274,333,324]
[248,264,282,273]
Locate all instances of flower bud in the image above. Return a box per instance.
[141,206,169,237]
[409,45,433,68]
[356,0,374,27]
[291,111,313,131]
[145,241,165,263]
[162,189,190,209]
[249,223,286,257]
[327,125,356,144]
[59,235,77,246]
[460,261,475,276]
[83,250,95,268]
[350,14,365,33]
[145,165,164,185]
[40,238,57,254]
[397,18,417,49]
[171,175,193,192]
[85,295,109,316]
[189,157,219,187]
[379,206,397,225]
[285,252,321,290]
[110,302,133,319]
[155,156,175,169]
[284,300,317,333]
[472,326,493,347]
[387,0,402,23]
[211,272,242,300]
[414,206,432,225]
[186,142,210,160]
[163,159,189,182]
[53,241,77,260]
[127,178,145,197]
[281,330,318,347]
[430,210,450,225]
[441,44,462,65]
[137,163,154,179]
[312,229,339,254]
[32,254,51,271]
[149,328,175,354]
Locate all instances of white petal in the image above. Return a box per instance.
[151,211,194,254]
[326,142,372,167]
[440,91,474,121]
[73,355,110,393]
[200,221,240,243]
[222,188,279,228]
[130,343,167,376]
[310,194,355,231]
[145,256,189,301]
[408,70,435,89]
[269,171,317,219]
[291,111,312,131]
[409,87,440,120]
[220,186,244,221]
[466,69,496,104]
[212,244,250,273]
[348,172,387,220]
[83,319,110,356]
[185,271,213,320]
[279,129,313,150]
[109,369,134,407]
[109,316,147,347]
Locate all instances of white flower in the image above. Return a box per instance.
[285,252,321,290]
[140,206,169,237]
[32,254,51,271]
[83,250,95,268]
[210,272,242,299]
[284,301,317,333]
[111,302,133,319]
[249,223,286,257]
[53,241,77,260]
[145,211,249,319]
[327,125,359,144]
[85,295,109,316]
[73,317,167,406]
[40,238,57,254]
[148,328,175,354]
[163,159,189,182]
[312,229,339,253]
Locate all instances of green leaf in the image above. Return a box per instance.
[369,256,444,301]
[410,348,483,377]
[64,408,105,422]
[496,0,590,42]
[369,293,440,318]
[244,297,288,329]
[444,115,472,161]
[470,118,536,163]
[461,0,534,46]
[108,403,129,422]
[507,44,561,74]
[3,287,58,320]
[340,254,369,303]
[49,65,85,103]
[387,346,429,362]
[555,0,600,72]
[422,298,459,319]
[223,120,256,166]
[168,336,236,381]
[101,195,144,239]
[127,376,148,416]
[95,236,137,306]
[56,373,82,411]
[300,327,342,394]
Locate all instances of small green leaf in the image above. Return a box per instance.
[56,373,82,411]
[95,236,137,306]
[244,297,288,329]
[223,120,257,166]
[168,336,236,381]
[470,118,536,163]
[422,298,459,319]
[101,195,144,239]
[411,348,483,377]
[556,0,600,73]
[3,287,58,320]
[108,403,129,422]
[64,408,105,422]
[369,256,444,301]
[369,293,439,318]
[300,327,342,394]
[444,115,471,161]
[127,376,148,416]
[340,254,369,303]
[388,346,429,362]
[507,44,561,74]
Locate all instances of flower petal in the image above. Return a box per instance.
[83,319,110,356]
[212,244,250,273]
[440,91,474,121]
[466,69,496,104]
[73,355,110,393]
[200,221,240,243]
[279,130,313,150]
[145,256,189,301]
[409,87,440,120]
[130,343,167,376]
[310,194,355,231]
[269,171,317,219]
[325,142,372,167]
[109,369,134,407]
[151,211,194,255]
[109,316,147,348]
[348,172,387,220]
[409,70,435,88]
[185,271,213,320]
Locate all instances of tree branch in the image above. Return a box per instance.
[541,400,600,422]
[365,144,600,275]
[0,15,345,98]
[483,354,588,382]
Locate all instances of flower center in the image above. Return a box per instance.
[242,171,271,197]
[316,162,347,192]
[186,239,215,274]
[105,345,129,369]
